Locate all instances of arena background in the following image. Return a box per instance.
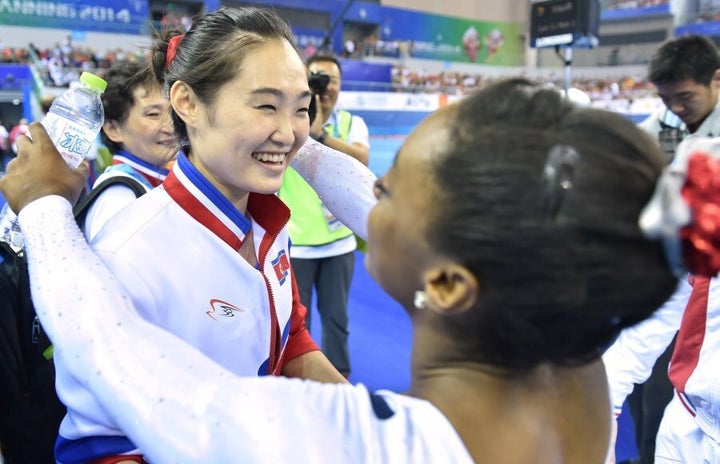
[4,0,720,461]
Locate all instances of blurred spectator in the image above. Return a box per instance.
[27,42,146,88]
[9,38,661,112]
[343,39,356,58]
[304,42,317,59]
[0,118,9,170]
[602,0,669,10]
[0,46,29,64]
[387,65,656,105]
[181,15,193,32]
[9,118,29,155]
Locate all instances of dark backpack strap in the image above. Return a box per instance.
[0,241,26,393]
[0,176,147,462]
[73,175,147,225]
[0,240,65,464]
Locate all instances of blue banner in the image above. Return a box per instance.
[676,21,720,37]
[339,60,392,91]
[0,0,149,35]
[0,64,32,90]
[600,3,670,21]
[293,26,327,56]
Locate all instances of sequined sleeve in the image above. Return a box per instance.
[20,195,472,464]
[292,138,377,241]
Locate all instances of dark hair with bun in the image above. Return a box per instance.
[429,78,676,370]
[149,6,299,146]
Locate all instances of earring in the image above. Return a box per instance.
[414,290,428,310]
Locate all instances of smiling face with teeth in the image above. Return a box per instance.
[170,38,311,212]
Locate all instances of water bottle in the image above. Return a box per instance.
[0,72,107,251]
[41,71,108,168]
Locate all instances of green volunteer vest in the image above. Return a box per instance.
[279,110,354,246]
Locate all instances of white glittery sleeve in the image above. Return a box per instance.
[292,138,377,241]
[18,196,381,463]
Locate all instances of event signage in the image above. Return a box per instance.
[530,0,599,48]
[0,0,149,35]
[377,6,522,66]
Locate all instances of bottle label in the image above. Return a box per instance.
[0,204,23,251]
[9,223,24,251]
[42,112,97,168]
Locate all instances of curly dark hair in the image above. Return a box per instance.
[149,6,299,147]
[99,61,157,154]
[427,78,677,370]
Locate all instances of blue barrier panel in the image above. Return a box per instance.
[351,110,432,136]
[0,64,32,91]
[0,0,149,35]
[601,4,671,21]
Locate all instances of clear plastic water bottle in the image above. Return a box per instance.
[41,71,108,168]
[0,202,23,251]
[0,72,107,251]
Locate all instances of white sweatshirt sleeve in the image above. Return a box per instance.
[602,277,689,415]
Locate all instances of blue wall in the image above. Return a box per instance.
[353,110,430,136]
[355,109,649,137]
[207,1,383,56]
[0,64,32,91]
[0,64,34,121]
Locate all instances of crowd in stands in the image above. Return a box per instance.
[157,11,193,32]
[1,47,30,65]
[0,37,30,65]
[390,66,490,94]
[695,0,720,23]
[389,65,656,102]
[2,36,147,88]
[3,39,658,111]
[30,37,147,88]
[602,0,669,10]
[353,36,405,59]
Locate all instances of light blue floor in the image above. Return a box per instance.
[368,136,404,176]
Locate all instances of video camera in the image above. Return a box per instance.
[657,109,688,161]
[308,71,330,95]
[308,71,330,125]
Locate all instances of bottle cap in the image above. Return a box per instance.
[79,72,108,93]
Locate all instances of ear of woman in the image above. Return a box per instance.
[101,119,122,143]
[169,81,196,124]
[420,264,479,315]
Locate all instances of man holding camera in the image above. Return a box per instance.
[279,53,370,378]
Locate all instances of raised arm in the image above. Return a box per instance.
[602,277,689,415]
[19,196,356,463]
[2,125,365,463]
[291,137,376,241]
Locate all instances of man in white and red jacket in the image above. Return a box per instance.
[604,273,720,462]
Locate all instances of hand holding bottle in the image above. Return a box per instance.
[0,123,90,215]
[0,72,106,250]
[41,72,107,168]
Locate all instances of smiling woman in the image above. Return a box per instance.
[49,6,347,464]
[80,61,178,242]
[167,38,310,206]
